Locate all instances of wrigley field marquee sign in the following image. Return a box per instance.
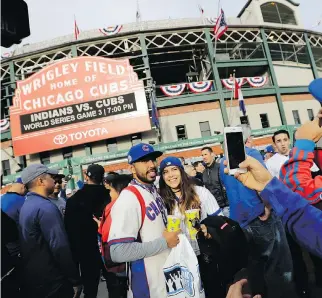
[9,57,151,156]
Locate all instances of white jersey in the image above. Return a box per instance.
[266,153,288,178]
[266,153,319,178]
[172,186,222,255]
[108,184,169,298]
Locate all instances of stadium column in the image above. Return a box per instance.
[71,45,78,57]
[139,34,162,141]
[139,34,152,84]
[8,61,16,111]
[204,28,229,126]
[260,29,287,125]
[304,33,319,79]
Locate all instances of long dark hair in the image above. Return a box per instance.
[109,174,132,194]
[159,167,200,214]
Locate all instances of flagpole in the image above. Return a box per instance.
[228,71,235,126]
[152,82,162,143]
[214,0,226,127]
[213,0,221,64]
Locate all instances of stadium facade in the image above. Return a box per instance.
[1,0,322,186]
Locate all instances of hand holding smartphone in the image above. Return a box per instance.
[224,126,247,175]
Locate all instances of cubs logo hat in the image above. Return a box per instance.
[309,78,322,103]
[264,145,275,154]
[127,143,163,164]
[159,156,183,173]
[16,177,23,184]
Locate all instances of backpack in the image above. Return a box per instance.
[100,185,146,273]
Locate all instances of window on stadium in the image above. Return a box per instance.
[62,147,73,159]
[260,113,270,128]
[131,133,142,146]
[199,121,211,138]
[268,42,310,66]
[106,138,118,153]
[307,109,314,121]
[40,151,50,165]
[292,110,301,125]
[2,160,11,176]
[261,2,297,25]
[84,144,92,156]
[312,47,322,74]
[176,125,187,140]
[240,116,249,125]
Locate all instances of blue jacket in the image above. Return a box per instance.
[1,192,25,224]
[220,147,265,227]
[261,177,322,259]
[19,192,80,296]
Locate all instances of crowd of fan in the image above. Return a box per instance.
[1,110,322,298]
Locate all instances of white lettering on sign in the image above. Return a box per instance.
[69,127,108,141]
[52,127,109,145]
[23,90,84,111]
[21,63,79,95]
[84,61,125,76]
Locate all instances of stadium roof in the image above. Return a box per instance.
[237,0,300,18]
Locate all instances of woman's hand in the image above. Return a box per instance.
[226,279,262,298]
[200,224,212,239]
[93,216,101,227]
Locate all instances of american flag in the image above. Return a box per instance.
[214,9,228,40]
[198,4,204,15]
[136,10,141,22]
[74,19,80,40]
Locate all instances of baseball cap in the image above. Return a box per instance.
[127,143,163,164]
[159,156,183,173]
[86,164,105,183]
[309,78,322,102]
[21,164,59,185]
[16,177,23,184]
[264,145,275,154]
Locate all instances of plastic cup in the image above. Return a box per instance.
[167,215,181,232]
[185,209,200,240]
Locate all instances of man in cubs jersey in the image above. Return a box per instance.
[108,143,180,298]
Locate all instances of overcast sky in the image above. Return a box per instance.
[2,0,322,52]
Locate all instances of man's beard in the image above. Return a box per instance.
[136,171,156,184]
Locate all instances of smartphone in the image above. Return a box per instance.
[64,174,72,182]
[224,126,247,175]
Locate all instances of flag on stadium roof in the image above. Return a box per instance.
[214,9,228,40]
[136,0,141,22]
[198,4,204,15]
[74,17,80,40]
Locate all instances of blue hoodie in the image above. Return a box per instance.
[220,147,266,227]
